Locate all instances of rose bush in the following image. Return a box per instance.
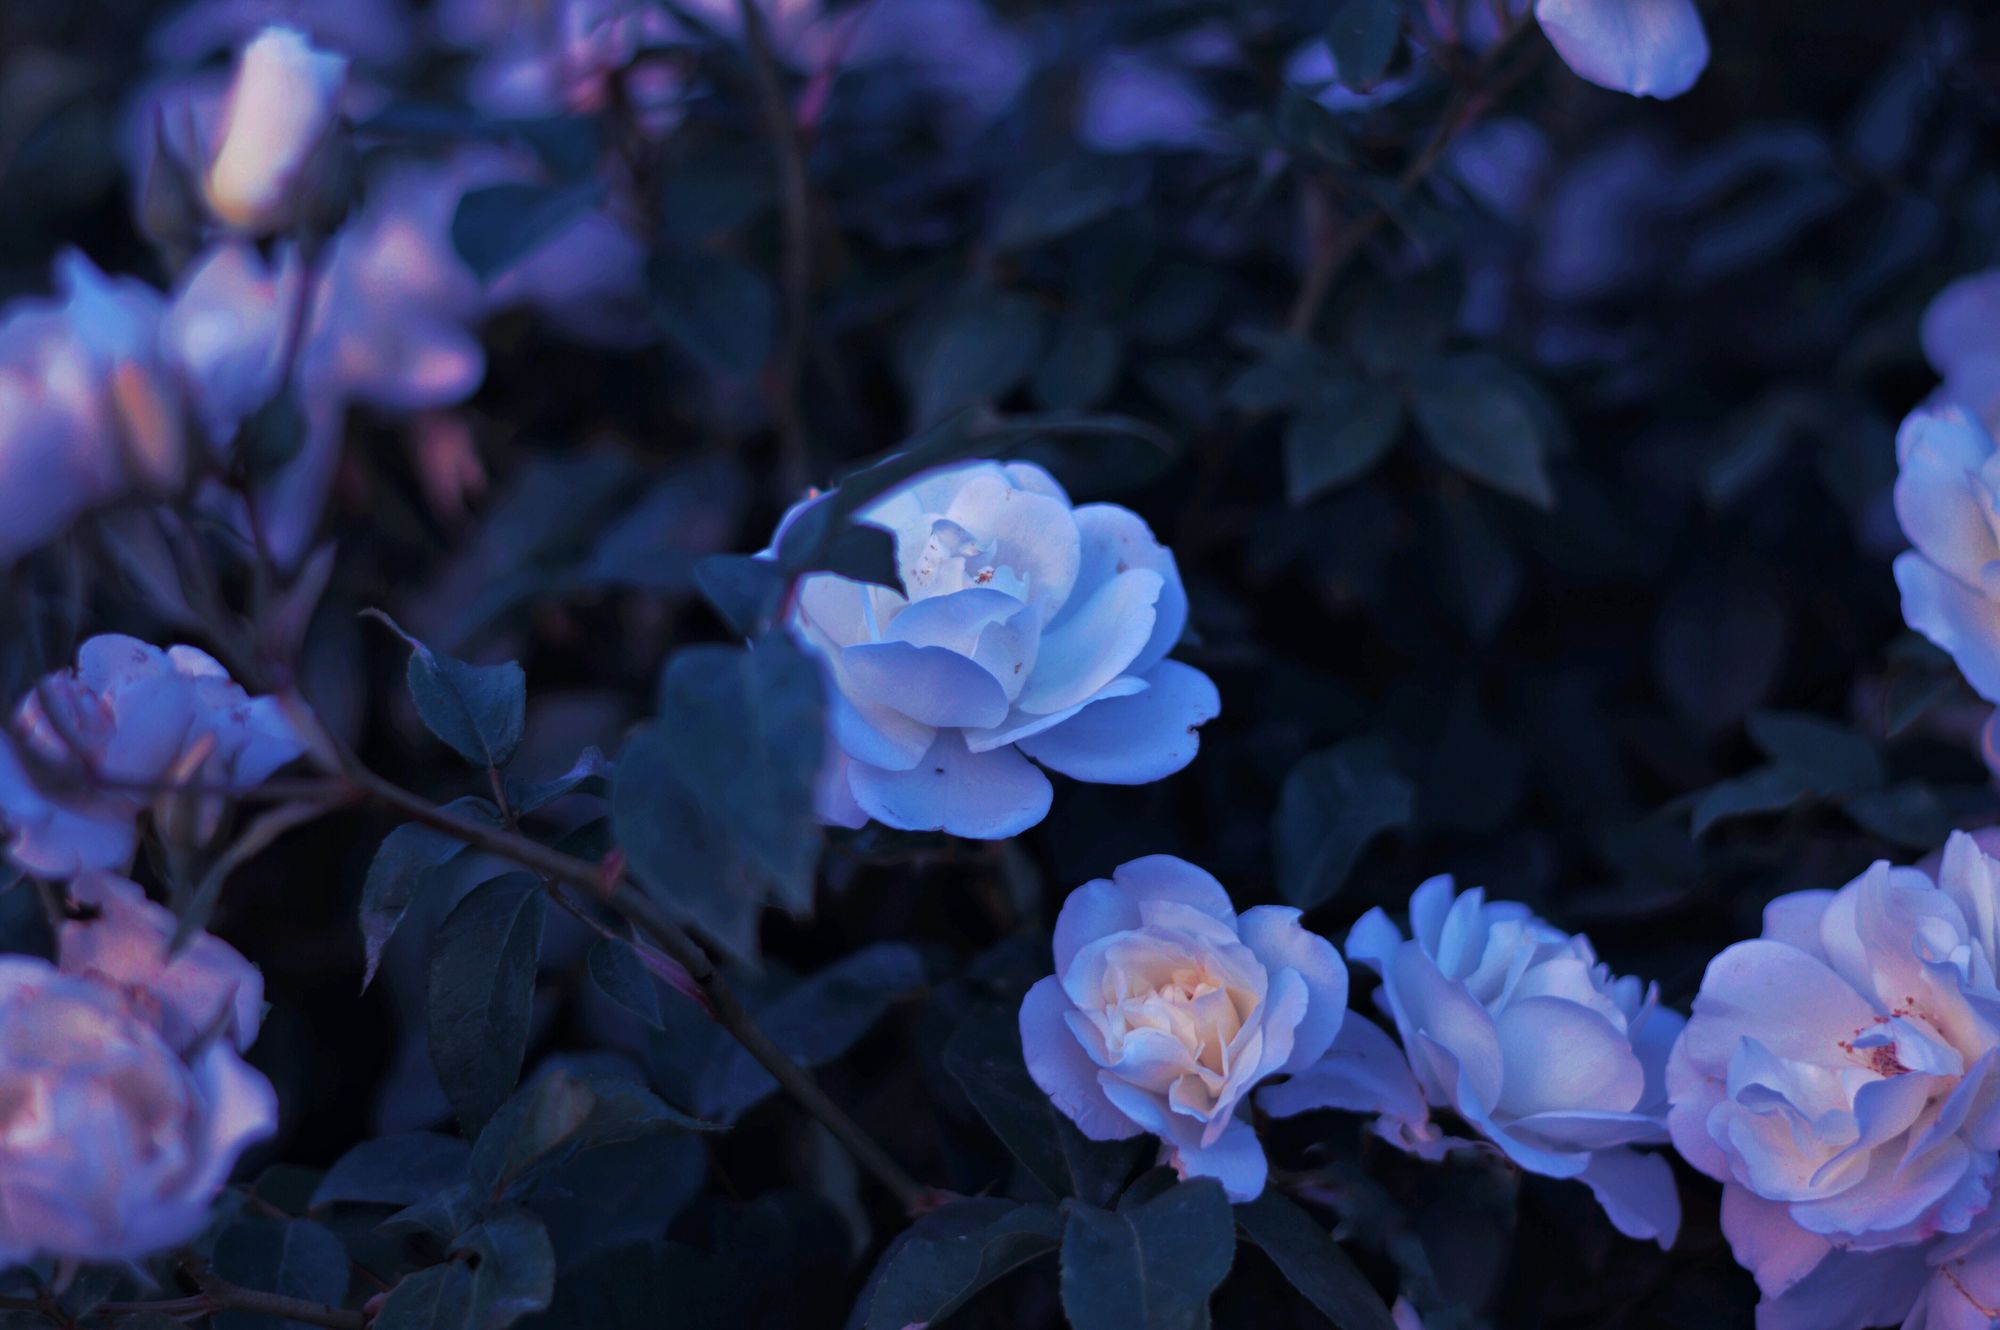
[1265,875,1685,1247]
[787,461,1219,838]
[1019,854,1347,1201]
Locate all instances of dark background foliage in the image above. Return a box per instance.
[5,1,2000,1326]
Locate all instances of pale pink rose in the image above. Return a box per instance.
[204,26,349,233]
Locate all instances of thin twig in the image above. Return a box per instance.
[184,1251,366,1330]
[736,0,815,493]
[337,763,937,1215]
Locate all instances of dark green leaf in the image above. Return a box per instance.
[452,179,606,283]
[1691,765,1811,837]
[587,938,662,1029]
[367,611,527,770]
[1326,0,1402,87]
[1845,782,1952,850]
[429,874,547,1137]
[212,1218,351,1330]
[1274,738,1415,908]
[1235,1193,1396,1330]
[994,154,1149,250]
[658,637,826,914]
[1409,354,1557,508]
[943,1006,1152,1206]
[692,553,789,637]
[503,749,611,816]
[908,293,1043,428]
[649,251,774,381]
[455,1208,556,1329]
[372,1263,479,1330]
[468,1069,715,1204]
[522,1133,706,1270]
[359,799,502,991]
[1747,711,1884,798]
[1283,379,1404,505]
[312,1133,470,1210]
[1033,318,1123,411]
[521,1241,735,1330]
[1059,1181,1236,1330]
[866,1200,1062,1329]
[611,723,758,958]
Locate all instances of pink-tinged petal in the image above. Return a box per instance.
[1344,906,1405,977]
[814,751,868,829]
[846,730,1052,839]
[1060,504,1189,676]
[1720,1184,1831,1297]
[941,471,1082,613]
[1389,942,1505,1111]
[1260,1014,1430,1129]
[1016,570,1163,714]
[1761,890,1835,960]
[1924,271,2000,380]
[1505,1108,1669,1153]
[1237,905,1348,1072]
[1676,940,1877,1072]
[1753,1246,1930,1330]
[1576,1148,1680,1248]
[61,872,264,1051]
[1167,1117,1268,1203]
[1053,879,1142,979]
[1015,660,1218,785]
[1533,0,1707,99]
[1109,855,1234,921]
[1020,976,1141,1141]
[840,639,1011,729]
[1892,408,2000,588]
[1894,551,2000,705]
[1492,996,1646,1119]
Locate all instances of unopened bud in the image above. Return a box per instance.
[204,26,349,236]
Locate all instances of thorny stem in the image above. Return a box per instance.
[736,0,815,494]
[334,760,938,1216]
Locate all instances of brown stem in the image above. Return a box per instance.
[183,1251,366,1329]
[338,764,937,1215]
[735,0,814,494]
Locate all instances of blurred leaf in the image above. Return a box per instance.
[1691,765,1811,837]
[864,1199,1061,1329]
[994,153,1149,250]
[1326,0,1402,87]
[312,1133,471,1210]
[1409,354,1556,508]
[1284,379,1404,504]
[1345,269,1460,376]
[429,874,547,1138]
[693,554,789,638]
[658,636,826,913]
[1655,570,1788,734]
[359,799,502,991]
[452,179,606,283]
[1235,1192,1396,1330]
[908,292,1043,427]
[213,1218,350,1330]
[1034,317,1124,411]
[1748,711,1883,798]
[1274,738,1415,909]
[1845,782,1952,850]
[649,251,775,381]
[1058,1181,1236,1330]
[468,1068,716,1205]
[367,611,526,770]
[943,1006,1152,1206]
[587,938,663,1029]
[522,1240,734,1330]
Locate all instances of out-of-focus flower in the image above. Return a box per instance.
[0,956,276,1265]
[1532,0,1709,99]
[1267,875,1684,1247]
[839,0,1029,127]
[784,461,1219,839]
[0,635,305,879]
[1666,832,2000,1330]
[1077,27,1238,155]
[150,0,413,71]
[1020,855,1347,1201]
[1921,269,2000,434]
[60,872,264,1053]
[1891,407,2000,704]
[204,26,349,234]
[440,0,686,133]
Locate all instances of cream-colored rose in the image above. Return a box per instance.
[204,26,348,233]
[0,957,276,1264]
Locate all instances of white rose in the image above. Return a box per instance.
[204,26,348,233]
[0,957,276,1264]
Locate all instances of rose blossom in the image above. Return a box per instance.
[0,635,306,878]
[60,872,264,1053]
[203,26,348,233]
[1666,832,2000,1329]
[0,956,276,1264]
[784,461,1219,839]
[1891,407,2000,706]
[1019,855,1347,1201]
[1532,0,1709,100]
[1265,875,1684,1247]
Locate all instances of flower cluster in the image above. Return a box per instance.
[0,873,275,1265]
[786,462,1219,839]
[0,635,305,878]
